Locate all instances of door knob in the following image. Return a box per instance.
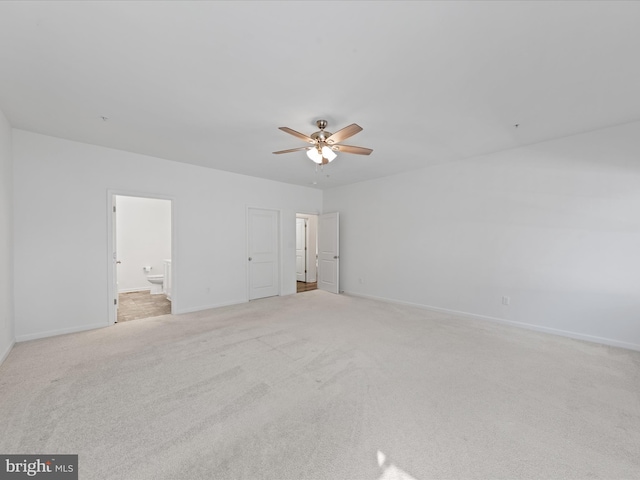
[248,257,252,261]
[333,256,339,259]
[116,261,122,264]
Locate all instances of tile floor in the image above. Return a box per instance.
[296,281,317,293]
[117,290,171,323]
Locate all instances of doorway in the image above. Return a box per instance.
[296,213,318,293]
[108,193,174,324]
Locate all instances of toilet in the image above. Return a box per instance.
[146,274,164,294]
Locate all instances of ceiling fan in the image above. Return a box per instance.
[273,119,373,165]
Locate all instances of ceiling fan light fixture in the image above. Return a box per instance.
[306,147,323,164]
[321,145,337,162]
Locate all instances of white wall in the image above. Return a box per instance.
[324,121,640,350]
[0,108,14,363]
[13,130,322,341]
[116,195,171,292]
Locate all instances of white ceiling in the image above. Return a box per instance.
[1,1,639,189]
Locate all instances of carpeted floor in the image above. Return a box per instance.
[1,290,639,479]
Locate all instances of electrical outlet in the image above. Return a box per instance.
[502,296,510,306]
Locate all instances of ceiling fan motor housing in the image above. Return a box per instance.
[311,131,331,143]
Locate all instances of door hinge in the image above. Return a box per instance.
[114,298,117,305]
[113,206,116,213]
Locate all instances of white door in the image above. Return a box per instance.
[296,217,307,282]
[248,208,280,300]
[318,212,339,294]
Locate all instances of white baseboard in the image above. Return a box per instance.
[14,298,247,342]
[174,298,248,315]
[118,287,152,294]
[344,291,640,352]
[0,338,15,366]
[15,322,108,343]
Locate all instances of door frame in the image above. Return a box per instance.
[107,190,177,325]
[246,206,282,301]
[295,212,318,284]
[296,216,307,282]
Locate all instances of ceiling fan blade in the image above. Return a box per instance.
[279,127,315,144]
[333,144,373,155]
[325,123,363,144]
[273,146,310,154]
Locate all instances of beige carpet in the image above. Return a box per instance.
[1,291,639,480]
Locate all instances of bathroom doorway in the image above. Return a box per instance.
[108,193,174,324]
[296,213,318,293]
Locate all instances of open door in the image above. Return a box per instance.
[318,212,339,294]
